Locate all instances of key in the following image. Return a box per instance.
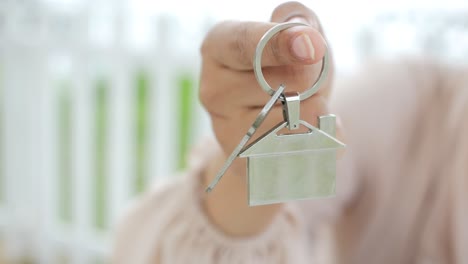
[205,85,285,193]
[206,22,345,207]
[240,22,344,206]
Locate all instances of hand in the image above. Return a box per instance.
[199,2,338,236]
[200,2,335,178]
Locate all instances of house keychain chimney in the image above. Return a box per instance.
[206,22,345,206]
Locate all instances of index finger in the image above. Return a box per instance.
[200,20,327,70]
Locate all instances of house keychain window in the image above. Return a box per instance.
[206,22,345,206]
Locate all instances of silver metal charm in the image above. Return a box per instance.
[282,92,300,130]
[247,22,344,206]
[240,116,344,206]
[206,22,345,207]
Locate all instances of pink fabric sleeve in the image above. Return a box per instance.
[112,139,324,264]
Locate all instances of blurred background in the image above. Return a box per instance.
[0,0,466,263]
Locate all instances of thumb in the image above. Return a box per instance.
[201,20,326,70]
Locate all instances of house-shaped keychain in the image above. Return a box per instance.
[205,23,344,205]
[239,114,345,206]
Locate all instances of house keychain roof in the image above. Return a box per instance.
[240,116,344,158]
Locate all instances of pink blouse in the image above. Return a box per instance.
[112,60,468,264]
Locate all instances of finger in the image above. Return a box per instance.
[211,94,330,155]
[199,61,271,117]
[201,64,324,114]
[201,20,326,70]
[271,1,334,100]
[271,2,323,31]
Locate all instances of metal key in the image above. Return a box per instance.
[206,22,345,207]
[205,85,285,192]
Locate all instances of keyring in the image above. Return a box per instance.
[253,22,329,101]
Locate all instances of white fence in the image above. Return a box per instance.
[0,0,211,263]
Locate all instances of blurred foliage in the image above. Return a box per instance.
[53,71,197,230]
[58,82,73,224]
[177,74,195,170]
[134,71,149,194]
[94,79,108,230]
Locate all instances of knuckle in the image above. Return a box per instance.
[273,1,308,16]
[199,76,223,115]
[199,80,214,111]
[304,10,321,30]
[233,23,251,67]
[200,37,211,57]
[200,20,253,67]
[271,1,309,21]
[200,21,229,57]
[271,1,322,31]
[200,23,219,57]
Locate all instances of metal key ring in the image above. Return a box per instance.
[253,22,329,101]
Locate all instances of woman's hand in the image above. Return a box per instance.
[199,1,336,236]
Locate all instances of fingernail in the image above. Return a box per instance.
[291,33,315,60]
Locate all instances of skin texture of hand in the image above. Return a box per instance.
[199,2,337,237]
